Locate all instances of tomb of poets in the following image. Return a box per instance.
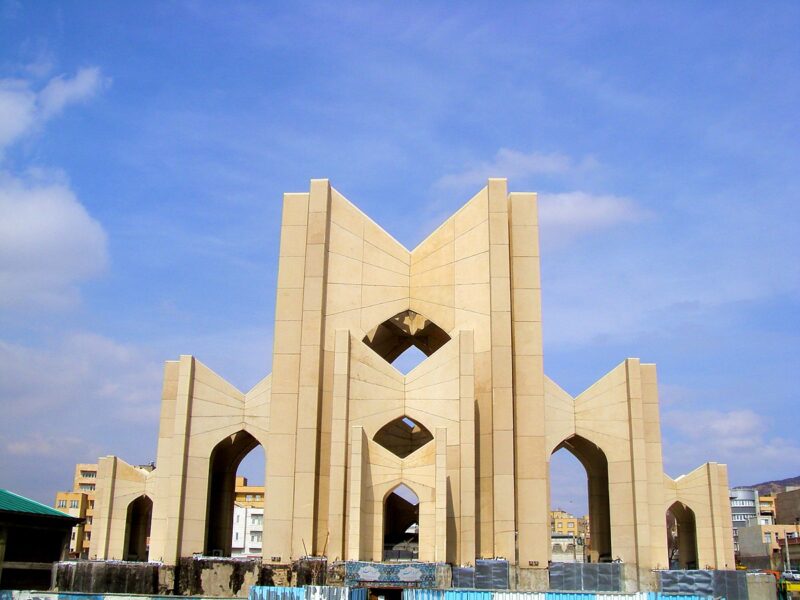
[87,179,735,590]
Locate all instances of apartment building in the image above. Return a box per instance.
[231,477,264,557]
[54,463,98,558]
[730,488,759,556]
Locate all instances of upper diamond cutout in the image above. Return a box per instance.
[363,310,450,367]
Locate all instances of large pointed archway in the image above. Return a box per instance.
[551,435,612,563]
[205,430,264,556]
[382,484,420,561]
[123,495,152,561]
[667,501,698,569]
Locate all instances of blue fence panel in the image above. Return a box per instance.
[250,586,307,600]
[546,592,598,600]
[404,590,446,600]
[443,590,493,600]
[350,588,369,600]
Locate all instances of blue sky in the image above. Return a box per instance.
[1,2,798,515]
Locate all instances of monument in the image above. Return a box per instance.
[88,179,735,589]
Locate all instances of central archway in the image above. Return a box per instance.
[551,435,612,563]
[383,484,419,561]
[205,430,263,556]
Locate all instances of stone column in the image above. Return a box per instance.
[327,330,351,559]
[509,191,548,568]
[459,331,477,564]
[346,426,365,560]
[488,178,516,561]
[435,427,448,562]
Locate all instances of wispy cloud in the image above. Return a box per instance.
[662,407,800,485]
[0,67,108,153]
[539,191,649,246]
[435,148,597,190]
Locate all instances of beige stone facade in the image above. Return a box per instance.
[89,179,734,583]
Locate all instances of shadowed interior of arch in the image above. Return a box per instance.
[123,495,152,561]
[667,501,698,569]
[374,416,433,458]
[205,430,264,556]
[363,310,450,370]
[551,435,612,563]
[383,483,419,561]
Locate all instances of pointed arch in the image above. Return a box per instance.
[551,434,612,562]
[667,500,698,569]
[205,430,264,556]
[123,494,153,561]
[382,483,420,561]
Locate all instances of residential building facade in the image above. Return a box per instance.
[53,463,98,558]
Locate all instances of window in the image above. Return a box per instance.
[79,484,95,491]
[255,494,262,501]
[250,531,262,543]
[732,499,755,507]
[70,500,79,508]
[80,471,96,478]
[85,532,91,540]
[236,514,240,523]
[567,522,574,528]
[87,517,92,524]
[235,532,239,541]
[557,522,563,528]
[764,533,772,543]
[89,500,94,508]
[246,494,253,501]
[71,531,76,540]
[252,515,262,526]
[58,500,67,508]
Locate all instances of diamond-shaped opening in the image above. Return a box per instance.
[363,310,450,368]
[374,416,433,459]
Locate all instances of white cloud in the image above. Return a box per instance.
[38,66,107,119]
[661,408,800,485]
[0,79,37,150]
[0,332,165,501]
[0,67,108,153]
[0,171,108,309]
[435,148,597,189]
[539,191,648,245]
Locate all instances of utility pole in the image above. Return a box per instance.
[785,532,791,572]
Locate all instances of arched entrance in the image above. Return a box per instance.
[123,495,152,561]
[205,430,264,556]
[383,484,419,561]
[551,435,612,563]
[667,501,698,569]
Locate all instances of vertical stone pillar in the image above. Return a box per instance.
[625,358,653,580]
[92,456,118,560]
[346,426,365,560]
[509,192,548,568]
[327,330,351,559]
[264,192,310,561]
[487,178,516,560]
[292,179,332,556]
[164,355,194,562]
[435,427,448,562]
[459,331,477,564]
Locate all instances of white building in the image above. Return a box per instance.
[231,504,263,557]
